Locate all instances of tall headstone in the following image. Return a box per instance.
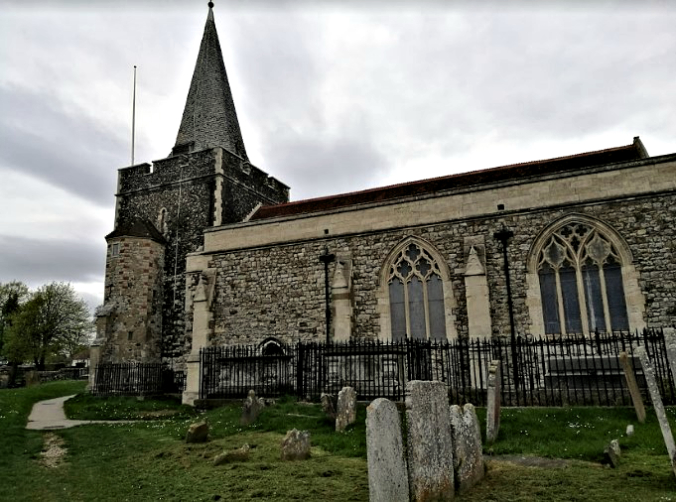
[406,380,454,502]
[336,386,357,432]
[486,360,501,443]
[366,398,409,502]
[636,347,676,477]
[449,404,485,492]
[321,393,337,420]
[618,351,646,423]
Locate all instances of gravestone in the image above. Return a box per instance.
[603,439,621,468]
[406,380,454,502]
[449,403,485,492]
[486,360,501,443]
[185,421,209,443]
[618,351,646,423]
[666,333,676,393]
[240,389,265,426]
[321,393,337,421]
[636,347,676,477]
[366,398,409,502]
[213,444,250,465]
[281,429,311,460]
[336,386,357,432]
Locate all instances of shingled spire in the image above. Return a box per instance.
[172,2,248,160]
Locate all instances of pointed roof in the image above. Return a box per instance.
[172,3,248,160]
[106,220,166,245]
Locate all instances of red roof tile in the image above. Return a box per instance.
[250,138,647,221]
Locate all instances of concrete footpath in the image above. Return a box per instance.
[26,395,131,430]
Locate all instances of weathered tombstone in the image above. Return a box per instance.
[321,393,337,421]
[240,389,265,426]
[406,380,454,502]
[665,332,676,394]
[626,424,634,437]
[619,351,646,423]
[603,439,621,468]
[636,346,676,477]
[335,386,357,432]
[185,420,209,443]
[213,444,250,466]
[450,403,485,492]
[281,429,311,461]
[486,360,501,443]
[366,398,409,502]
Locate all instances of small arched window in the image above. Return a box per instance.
[536,221,629,334]
[387,242,447,341]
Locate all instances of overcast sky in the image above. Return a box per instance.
[1,0,675,312]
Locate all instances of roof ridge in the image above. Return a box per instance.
[261,141,638,211]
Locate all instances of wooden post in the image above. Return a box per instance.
[619,351,646,424]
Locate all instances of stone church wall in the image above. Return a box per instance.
[189,191,676,346]
[99,236,164,362]
[113,147,289,362]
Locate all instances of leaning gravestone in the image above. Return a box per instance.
[321,393,337,421]
[240,389,265,426]
[450,403,485,492]
[185,420,209,443]
[406,380,454,502]
[619,351,646,423]
[636,346,676,477]
[281,429,311,461]
[336,386,357,432]
[366,398,409,502]
[486,360,501,443]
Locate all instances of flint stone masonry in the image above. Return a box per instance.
[336,387,357,432]
[241,390,265,426]
[185,421,209,443]
[449,404,484,492]
[366,398,409,502]
[188,160,676,347]
[280,429,311,461]
[636,347,676,477]
[406,380,454,502]
[486,361,501,443]
[112,146,288,362]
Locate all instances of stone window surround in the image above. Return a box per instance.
[377,236,458,341]
[526,213,646,335]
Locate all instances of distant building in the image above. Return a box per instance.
[91,4,676,405]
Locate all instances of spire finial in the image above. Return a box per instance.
[208,1,214,8]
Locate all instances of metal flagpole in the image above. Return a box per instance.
[131,65,137,166]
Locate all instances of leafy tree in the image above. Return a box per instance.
[2,282,91,369]
[0,281,30,357]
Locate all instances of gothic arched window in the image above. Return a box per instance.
[387,242,447,341]
[536,221,630,334]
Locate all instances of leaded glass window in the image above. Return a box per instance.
[537,222,629,334]
[387,243,447,341]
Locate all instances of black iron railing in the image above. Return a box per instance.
[199,329,674,406]
[92,363,186,396]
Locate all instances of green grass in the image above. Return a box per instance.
[2,383,676,501]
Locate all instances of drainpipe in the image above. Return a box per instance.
[493,226,518,389]
[319,248,335,344]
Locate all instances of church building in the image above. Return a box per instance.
[92,4,676,405]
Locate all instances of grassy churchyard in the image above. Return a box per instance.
[1,381,675,501]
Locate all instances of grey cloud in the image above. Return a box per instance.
[0,235,105,285]
[0,86,125,207]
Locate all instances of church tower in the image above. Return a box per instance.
[95,2,289,366]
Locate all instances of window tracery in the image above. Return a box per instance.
[387,242,447,341]
[537,221,629,334]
